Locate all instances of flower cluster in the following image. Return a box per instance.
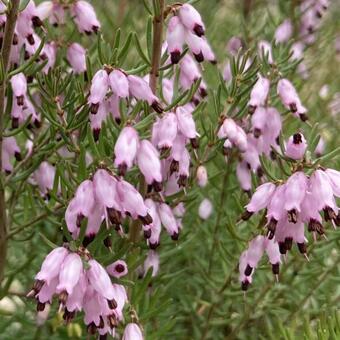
[27,246,128,337]
[166,3,215,64]
[239,235,281,290]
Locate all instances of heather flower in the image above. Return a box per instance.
[71,0,101,34]
[143,250,160,277]
[236,161,252,193]
[284,171,308,223]
[106,260,128,279]
[114,126,139,176]
[155,113,178,150]
[248,75,270,113]
[158,203,179,240]
[196,165,208,187]
[123,323,144,340]
[10,73,27,106]
[277,78,307,121]
[258,40,273,64]
[67,43,86,74]
[109,69,129,98]
[166,16,186,64]
[144,199,162,248]
[137,140,162,191]
[88,70,109,114]
[198,198,213,220]
[285,133,307,160]
[178,3,205,37]
[175,106,198,147]
[2,137,21,173]
[275,19,293,44]
[127,75,163,113]
[33,161,56,197]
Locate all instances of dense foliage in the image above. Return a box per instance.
[0,0,339,339]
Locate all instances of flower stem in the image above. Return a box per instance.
[0,0,21,282]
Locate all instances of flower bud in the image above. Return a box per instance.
[198,198,213,220]
[196,165,208,187]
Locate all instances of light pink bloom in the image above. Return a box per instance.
[2,137,21,173]
[116,179,151,224]
[178,147,190,187]
[277,78,307,121]
[71,0,100,34]
[34,1,53,21]
[34,161,56,197]
[87,259,116,306]
[156,113,178,150]
[10,73,27,106]
[266,185,286,238]
[35,247,69,285]
[57,253,83,297]
[238,251,253,290]
[196,165,208,187]
[236,161,252,192]
[67,43,86,74]
[88,70,109,113]
[90,101,108,140]
[284,171,308,222]
[178,3,205,37]
[258,40,273,64]
[264,238,281,275]
[226,36,243,56]
[285,133,307,160]
[310,170,337,220]
[248,75,270,113]
[158,203,179,240]
[185,31,205,62]
[325,169,340,197]
[127,75,163,113]
[245,182,276,214]
[109,69,129,98]
[65,272,87,313]
[176,106,198,145]
[144,199,162,248]
[143,250,159,277]
[275,19,293,44]
[315,137,325,157]
[246,236,265,272]
[106,260,128,279]
[137,140,162,190]
[114,126,139,175]
[166,16,186,64]
[251,107,267,138]
[198,198,213,220]
[123,323,144,340]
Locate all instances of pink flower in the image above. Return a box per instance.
[277,78,307,121]
[198,198,213,220]
[285,133,307,160]
[56,253,83,298]
[310,169,337,221]
[284,171,308,223]
[116,179,152,224]
[10,73,27,106]
[106,260,128,279]
[90,101,108,140]
[325,169,340,197]
[176,106,198,147]
[109,69,129,98]
[248,75,270,113]
[144,199,162,249]
[35,247,69,286]
[166,16,186,64]
[251,107,267,138]
[158,203,179,240]
[245,182,276,215]
[114,126,139,176]
[127,75,163,113]
[264,238,281,275]
[143,250,159,277]
[238,251,253,290]
[155,113,178,150]
[196,165,208,187]
[275,19,293,44]
[137,140,162,190]
[178,4,205,37]
[123,323,144,340]
[258,40,273,64]
[2,137,21,173]
[34,161,56,197]
[266,185,286,238]
[88,70,109,114]
[71,0,100,34]
[67,43,86,74]
[236,161,252,193]
[87,259,117,308]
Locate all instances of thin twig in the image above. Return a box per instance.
[0,0,21,282]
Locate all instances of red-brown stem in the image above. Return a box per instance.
[0,0,21,282]
[149,0,165,94]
